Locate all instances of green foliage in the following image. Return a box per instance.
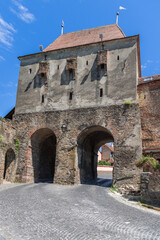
[125,100,132,105]
[0,135,3,142]
[110,186,119,193]
[136,155,160,172]
[98,161,111,166]
[14,138,20,152]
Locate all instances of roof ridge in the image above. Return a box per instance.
[62,24,119,36]
[116,24,126,37]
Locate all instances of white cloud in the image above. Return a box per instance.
[0,16,16,47]
[0,56,5,61]
[147,60,153,63]
[141,65,147,69]
[11,0,35,24]
[0,81,17,88]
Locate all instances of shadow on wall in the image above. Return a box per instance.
[60,56,100,86]
[24,73,47,92]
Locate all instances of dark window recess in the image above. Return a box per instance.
[40,73,45,78]
[45,55,47,60]
[42,95,44,103]
[38,61,48,79]
[117,56,120,60]
[100,88,103,97]
[69,69,74,80]
[57,65,59,70]
[86,61,88,65]
[69,92,73,100]
[29,69,32,74]
[100,64,105,70]
[66,58,77,80]
[97,51,107,77]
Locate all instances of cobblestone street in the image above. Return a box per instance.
[0,180,160,240]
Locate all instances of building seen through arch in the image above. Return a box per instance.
[77,126,114,184]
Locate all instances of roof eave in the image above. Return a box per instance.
[18,35,139,60]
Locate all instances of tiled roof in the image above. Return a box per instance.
[43,24,125,52]
[103,144,114,152]
[139,75,160,85]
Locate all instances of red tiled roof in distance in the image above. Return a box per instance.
[103,144,114,152]
[139,74,160,85]
[43,24,125,52]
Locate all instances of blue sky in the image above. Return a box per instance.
[0,0,160,117]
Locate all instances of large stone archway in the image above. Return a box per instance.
[77,126,114,183]
[31,128,56,183]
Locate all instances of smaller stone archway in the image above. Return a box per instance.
[31,128,56,183]
[77,126,114,184]
[3,148,16,182]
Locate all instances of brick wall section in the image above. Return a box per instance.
[101,145,111,161]
[137,77,160,160]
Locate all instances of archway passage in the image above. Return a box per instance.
[77,126,114,185]
[3,148,16,182]
[31,128,56,183]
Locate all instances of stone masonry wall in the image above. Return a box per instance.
[140,172,160,205]
[13,103,142,190]
[16,37,138,114]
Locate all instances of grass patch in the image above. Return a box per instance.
[98,161,111,166]
[110,186,119,194]
[125,100,132,105]
[0,135,3,142]
[136,155,160,172]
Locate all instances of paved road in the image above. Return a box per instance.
[0,179,160,240]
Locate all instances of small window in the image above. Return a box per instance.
[100,88,103,97]
[40,73,45,78]
[117,56,120,60]
[57,65,59,70]
[69,69,74,80]
[86,61,88,65]
[29,69,32,74]
[100,64,105,70]
[69,92,73,100]
[42,95,44,103]
[45,55,47,60]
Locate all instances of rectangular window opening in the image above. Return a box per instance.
[117,56,120,60]
[42,95,44,103]
[40,73,45,78]
[86,61,88,65]
[101,64,105,70]
[69,69,74,80]
[100,88,103,97]
[29,68,32,74]
[69,92,73,100]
